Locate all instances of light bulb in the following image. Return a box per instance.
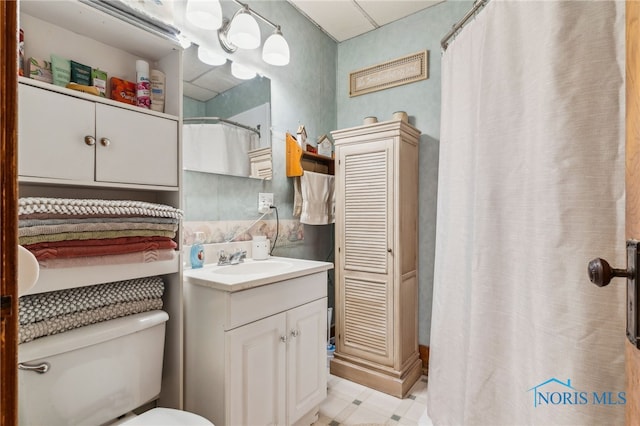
[228,9,260,49]
[186,0,223,30]
[231,62,256,80]
[262,27,290,66]
[197,45,226,66]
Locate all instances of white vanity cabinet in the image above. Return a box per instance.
[19,81,178,187]
[184,261,332,426]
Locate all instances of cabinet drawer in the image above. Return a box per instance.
[225,272,327,331]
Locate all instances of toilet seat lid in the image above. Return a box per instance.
[121,408,213,426]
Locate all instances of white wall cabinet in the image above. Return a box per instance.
[19,81,178,187]
[18,0,183,409]
[184,272,328,426]
[330,120,423,398]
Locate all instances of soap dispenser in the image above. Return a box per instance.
[190,232,205,269]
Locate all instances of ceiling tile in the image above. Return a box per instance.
[182,45,217,82]
[183,81,219,102]
[191,66,243,95]
[356,0,443,26]
[287,0,445,42]
[288,0,375,42]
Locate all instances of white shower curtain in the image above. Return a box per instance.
[428,1,625,425]
[183,123,258,177]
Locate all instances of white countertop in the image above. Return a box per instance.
[183,256,333,292]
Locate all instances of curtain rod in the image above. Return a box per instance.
[440,0,489,51]
[183,117,261,137]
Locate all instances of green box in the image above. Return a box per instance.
[50,54,70,87]
[70,60,91,86]
[91,68,107,97]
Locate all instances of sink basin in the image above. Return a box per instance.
[184,256,333,292]
[212,260,293,276]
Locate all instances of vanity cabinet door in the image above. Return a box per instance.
[18,83,96,181]
[95,104,178,186]
[227,312,287,426]
[287,298,327,424]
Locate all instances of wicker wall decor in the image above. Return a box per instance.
[349,50,428,97]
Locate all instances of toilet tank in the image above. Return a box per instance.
[18,310,169,426]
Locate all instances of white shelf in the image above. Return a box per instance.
[19,0,180,61]
[17,0,185,409]
[18,175,181,192]
[23,256,181,296]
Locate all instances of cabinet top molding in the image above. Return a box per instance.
[331,120,421,144]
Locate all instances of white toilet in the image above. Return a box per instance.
[18,310,212,426]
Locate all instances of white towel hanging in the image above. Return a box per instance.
[299,171,335,225]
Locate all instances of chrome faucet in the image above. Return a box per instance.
[218,248,247,266]
[229,249,247,265]
[217,249,228,265]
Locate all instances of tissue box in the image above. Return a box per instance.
[28,58,53,83]
[110,77,136,105]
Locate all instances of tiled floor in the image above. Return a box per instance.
[313,373,433,426]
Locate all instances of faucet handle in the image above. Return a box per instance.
[218,249,228,264]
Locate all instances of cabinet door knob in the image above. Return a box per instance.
[280,335,287,343]
[84,135,96,146]
[100,137,111,147]
[290,329,300,338]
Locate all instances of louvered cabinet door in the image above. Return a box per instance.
[335,138,395,366]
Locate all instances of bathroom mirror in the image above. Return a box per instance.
[182,44,272,179]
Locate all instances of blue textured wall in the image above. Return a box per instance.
[336,1,473,346]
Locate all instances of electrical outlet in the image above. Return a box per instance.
[258,193,274,213]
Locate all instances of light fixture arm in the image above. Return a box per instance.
[218,18,237,53]
[215,0,290,66]
[232,0,279,30]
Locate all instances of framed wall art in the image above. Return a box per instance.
[349,50,428,97]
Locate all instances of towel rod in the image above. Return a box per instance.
[183,116,261,136]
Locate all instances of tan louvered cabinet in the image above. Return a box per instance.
[330,120,422,398]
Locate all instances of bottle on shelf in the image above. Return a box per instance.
[190,232,205,269]
[135,59,151,109]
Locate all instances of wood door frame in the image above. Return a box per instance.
[0,0,19,425]
[626,1,640,424]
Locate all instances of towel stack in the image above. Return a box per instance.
[19,197,183,268]
[18,276,165,343]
